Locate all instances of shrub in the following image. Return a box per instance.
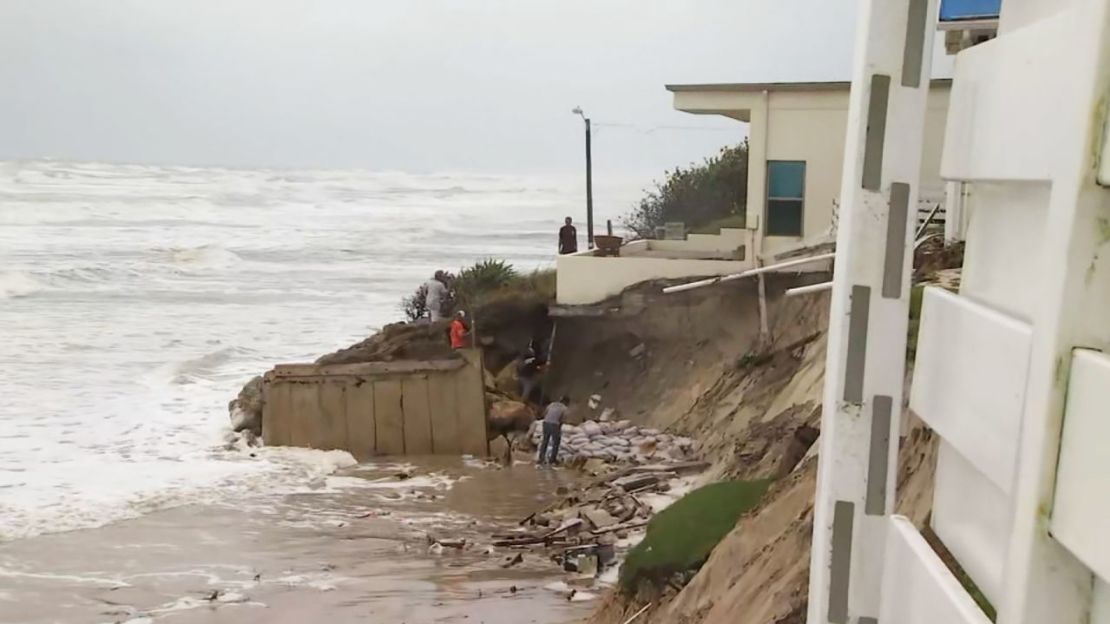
[619,479,771,595]
[400,262,555,322]
[453,259,519,308]
[622,141,749,238]
[401,283,430,322]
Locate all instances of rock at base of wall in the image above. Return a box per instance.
[227,375,264,436]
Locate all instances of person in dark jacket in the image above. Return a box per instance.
[516,350,544,405]
[558,217,578,255]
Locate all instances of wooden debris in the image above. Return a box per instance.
[612,473,660,492]
[488,459,707,583]
[622,603,652,624]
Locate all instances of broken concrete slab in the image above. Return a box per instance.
[581,508,617,530]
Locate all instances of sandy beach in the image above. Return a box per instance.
[1,457,593,624]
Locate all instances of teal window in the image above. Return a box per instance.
[766,161,805,236]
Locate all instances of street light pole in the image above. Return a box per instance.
[573,107,594,249]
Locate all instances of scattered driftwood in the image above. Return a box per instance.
[543,518,583,539]
[612,473,661,492]
[491,459,705,583]
[622,603,652,624]
[590,520,649,536]
[492,535,550,547]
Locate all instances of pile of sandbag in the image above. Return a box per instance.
[526,419,697,464]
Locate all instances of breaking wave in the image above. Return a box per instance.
[0,271,43,299]
[166,245,243,270]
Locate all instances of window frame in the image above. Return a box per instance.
[765,160,807,237]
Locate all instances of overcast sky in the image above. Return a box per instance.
[0,1,949,175]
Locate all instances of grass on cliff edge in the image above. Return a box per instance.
[620,479,771,594]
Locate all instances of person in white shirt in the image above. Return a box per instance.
[424,271,448,322]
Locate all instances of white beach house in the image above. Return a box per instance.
[555,80,951,306]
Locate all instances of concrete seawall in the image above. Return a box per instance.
[262,348,489,458]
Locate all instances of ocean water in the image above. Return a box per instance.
[0,159,633,543]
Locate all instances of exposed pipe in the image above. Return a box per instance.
[662,252,836,294]
[785,281,834,297]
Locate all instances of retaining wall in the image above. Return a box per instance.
[262,349,488,458]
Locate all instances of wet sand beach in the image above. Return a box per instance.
[0,457,593,624]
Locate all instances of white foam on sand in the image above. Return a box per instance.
[0,444,364,541]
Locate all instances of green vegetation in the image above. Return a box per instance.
[400,259,555,322]
[622,141,749,239]
[453,259,520,308]
[620,479,771,595]
[906,284,925,362]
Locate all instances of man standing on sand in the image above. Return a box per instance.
[558,217,578,255]
[449,310,469,349]
[424,271,448,322]
[537,395,570,465]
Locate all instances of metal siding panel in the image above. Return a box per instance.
[427,372,461,454]
[454,351,489,457]
[862,74,891,191]
[882,183,910,299]
[344,380,376,460]
[866,395,894,515]
[374,379,405,455]
[901,0,928,87]
[829,500,856,623]
[289,380,323,449]
[402,376,433,455]
[844,285,872,403]
[317,381,348,451]
[262,380,292,447]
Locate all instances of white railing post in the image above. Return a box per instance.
[807,0,938,622]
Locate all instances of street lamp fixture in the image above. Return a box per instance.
[572,106,594,249]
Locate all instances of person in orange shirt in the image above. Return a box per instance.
[449,310,469,349]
